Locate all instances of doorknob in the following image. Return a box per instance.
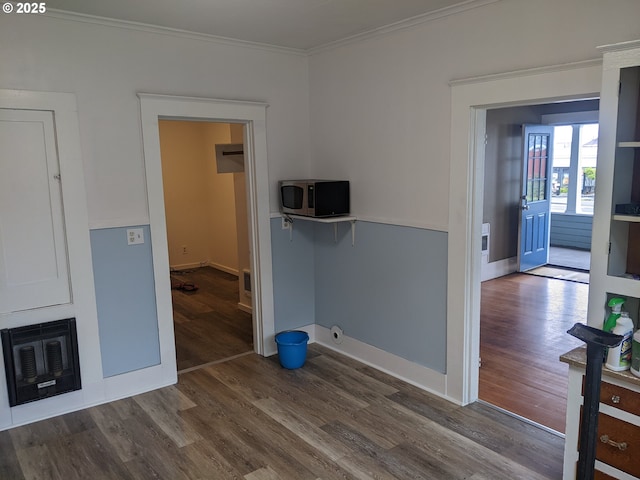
[522,204,529,210]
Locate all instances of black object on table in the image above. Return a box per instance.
[567,323,623,480]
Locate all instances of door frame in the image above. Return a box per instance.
[139,94,276,374]
[448,60,602,405]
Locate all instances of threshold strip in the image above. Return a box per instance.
[178,350,254,375]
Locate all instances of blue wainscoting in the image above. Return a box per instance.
[270,216,448,374]
[90,226,161,378]
[314,221,448,373]
[270,217,316,332]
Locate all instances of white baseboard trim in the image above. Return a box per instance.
[3,364,176,432]
[302,324,456,405]
[481,256,517,281]
[207,262,238,276]
[170,262,239,276]
[170,262,204,271]
[238,302,252,314]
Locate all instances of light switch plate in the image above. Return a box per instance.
[127,228,144,245]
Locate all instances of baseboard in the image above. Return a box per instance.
[170,262,239,276]
[170,262,204,271]
[3,364,176,432]
[481,256,517,281]
[237,302,252,314]
[303,325,455,404]
[207,262,238,276]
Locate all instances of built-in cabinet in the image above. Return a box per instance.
[562,350,640,479]
[588,40,640,329]
[563,39,640,479]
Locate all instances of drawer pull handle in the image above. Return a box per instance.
[600,435,627,451]
[611,395,621,404]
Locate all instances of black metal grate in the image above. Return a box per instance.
[1,318,81,407]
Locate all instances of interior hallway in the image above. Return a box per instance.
[171,267,253,371]
[479,271,588,433]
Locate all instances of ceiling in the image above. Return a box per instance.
[45,0,485,51]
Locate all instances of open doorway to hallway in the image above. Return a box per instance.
[479,99,598,432]
[158,120,254,371]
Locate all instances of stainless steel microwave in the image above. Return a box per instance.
[279,180,350,217]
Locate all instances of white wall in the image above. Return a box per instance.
[308,0,640,231]
[0,13,311,228]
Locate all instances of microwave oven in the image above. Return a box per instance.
[279,180,350,217]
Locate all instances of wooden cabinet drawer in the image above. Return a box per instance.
[600,381,640,415]
[596,412,640,477]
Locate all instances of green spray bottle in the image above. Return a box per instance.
[604,297,626,332]
[603,297,626,362]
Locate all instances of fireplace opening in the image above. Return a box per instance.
[1,318,81,407]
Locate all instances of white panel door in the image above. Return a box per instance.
[0,109,70,313]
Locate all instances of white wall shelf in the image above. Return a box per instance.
[282,214,357,245]
[613,214,640,223]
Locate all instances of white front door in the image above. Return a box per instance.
[0,108,70,313]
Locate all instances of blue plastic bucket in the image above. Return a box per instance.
[275,330,309,369]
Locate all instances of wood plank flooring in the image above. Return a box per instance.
[1,344,564,479]
[480,272,588,433]
[171,267,253,371]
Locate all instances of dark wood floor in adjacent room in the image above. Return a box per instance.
[479,272,588,433]
[1,344,564,479]
[171,267,253,371]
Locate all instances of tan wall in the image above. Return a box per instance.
[160,120,245,275]
[203,123,239,273]
[159,120,211,268]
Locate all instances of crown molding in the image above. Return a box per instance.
[43,9,307,56]
[45,0,502,57]
[449,58,603,87]
[598,39,640,53]
[307,0,502,55]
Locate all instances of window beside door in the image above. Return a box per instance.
[551,123,598,215]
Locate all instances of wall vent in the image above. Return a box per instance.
[481,223,490,264]
[242,269,251,296]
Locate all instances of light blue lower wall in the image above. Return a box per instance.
[270,217,316,331]
[270,217,448,373]
[90,226,161,378]
[314,221,448,373]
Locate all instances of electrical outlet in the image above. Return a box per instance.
[282,217,291,230]
[127,228,144,245]
[182,245,188,255]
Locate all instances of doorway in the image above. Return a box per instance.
[139,94,276,380]
[157,119,254,371]
[447,60,603,406]
[478,101,598,432]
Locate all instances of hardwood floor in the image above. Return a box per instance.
[480,272,588,433]
[1,344,564,479]
[171,267,253,371]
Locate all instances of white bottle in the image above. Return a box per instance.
[606,312,634,371]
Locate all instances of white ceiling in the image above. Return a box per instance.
[45,0,484,51]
